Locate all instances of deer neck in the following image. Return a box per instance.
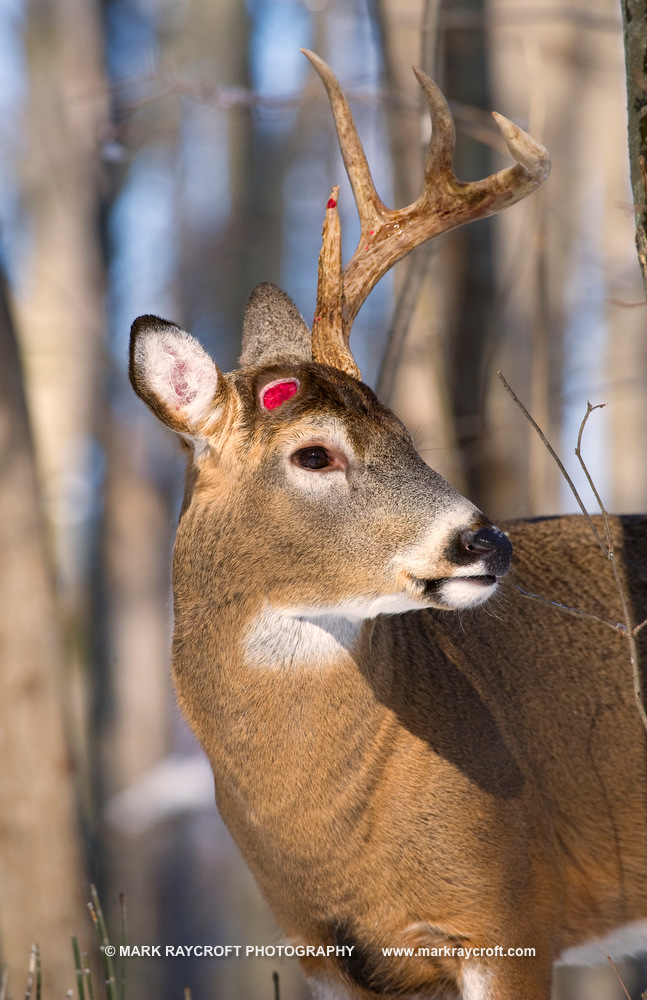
[171,517,391,804]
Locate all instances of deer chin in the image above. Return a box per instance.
[437,574,500,610]
[407,573,499,611]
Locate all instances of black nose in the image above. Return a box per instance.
[460,526,512,577]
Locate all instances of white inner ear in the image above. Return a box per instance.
[139,328,217,427]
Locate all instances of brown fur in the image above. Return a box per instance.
[130,288,647,1000]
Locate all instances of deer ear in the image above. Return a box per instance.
[129,315,222,437]
[239,283,312,367]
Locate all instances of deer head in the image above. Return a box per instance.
[131,283,514,631]
[130,54,548,623]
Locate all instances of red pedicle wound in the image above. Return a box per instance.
[326,198,337,209]
[262,380,299,410]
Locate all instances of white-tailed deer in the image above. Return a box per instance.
[129,52,647,1000]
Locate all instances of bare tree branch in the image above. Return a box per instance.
[575,403,647,733]
[497,371,605,548]
[499,372,647,733]
[607,956,633,1000]
[511,583,630,634]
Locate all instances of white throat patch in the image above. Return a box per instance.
[243,607,361,670]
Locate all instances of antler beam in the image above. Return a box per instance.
[304,49,551,378]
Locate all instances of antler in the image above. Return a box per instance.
[304,49,551,379]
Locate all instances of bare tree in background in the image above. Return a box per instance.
[0,0,108,991]
[0,270,89,996]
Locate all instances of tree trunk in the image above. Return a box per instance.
[622,0,647,297]
[0,272,88,997]
[621,0,647,292]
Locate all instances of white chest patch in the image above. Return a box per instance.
[557,919,647,966]
[305,974,355,1000]
[461,964,493,1000]
[243,607,361,670]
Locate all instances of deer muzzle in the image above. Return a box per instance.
[460,526,513,578]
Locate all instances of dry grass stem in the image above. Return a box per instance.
[72,935,86,1000]
[88,887,117,1000]
[119,893,127,1000]
[24,945,37,1000]
[82,953,94,1000]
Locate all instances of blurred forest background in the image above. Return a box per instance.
[0,0,646,997]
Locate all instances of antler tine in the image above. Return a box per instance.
[412,66,550,215]
[412,68,456,183]
[302,49,385,232]
[312,184,362,379]
[304,52,551,379]
[491,111,551,185]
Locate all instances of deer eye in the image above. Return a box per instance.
[293,446,331,470]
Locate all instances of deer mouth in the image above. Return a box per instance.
[446,574,498,588]
[406,572,500,610]
[416,574,496,595]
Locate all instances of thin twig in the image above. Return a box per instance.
[497,371,605,549]
[272,970,281,1000]
[0,966,7,1000]
[575,404,647,732]
[512,583,628,633]
[607,956,632,1000]
[575,403,611,558]
[500,372,647,733]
